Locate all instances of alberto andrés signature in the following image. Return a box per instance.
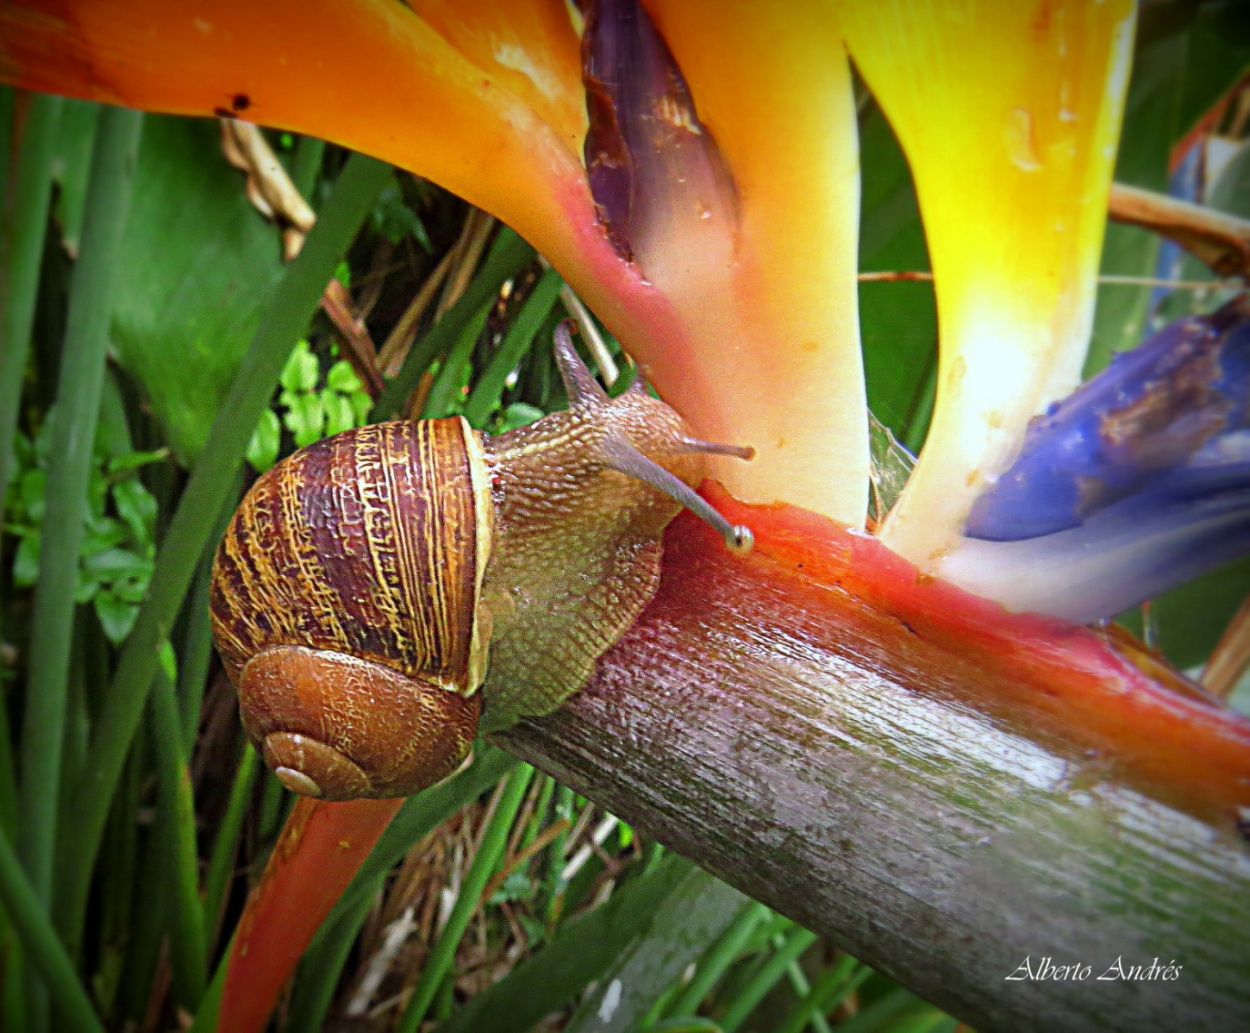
[1006,957,1183,982]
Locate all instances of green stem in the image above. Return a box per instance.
[19,104,143,925]
[372,228,534,420]
[0,829,104,1033]
[462,264,564,427]
[0,93,62,512]
[666,901,770,1019]
[55,152,391,950]
[774,955,861,1033]
[718,929,818,1033]
[150,670,207,1007]
[201,743,257,956]
[177,480,240,753]
[394,764,534,1033]
[291,135,326,203]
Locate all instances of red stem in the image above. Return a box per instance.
[220,796,403,1033]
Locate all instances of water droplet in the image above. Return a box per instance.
[1004,108,1042,172]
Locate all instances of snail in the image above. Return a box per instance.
[209,322,753,801]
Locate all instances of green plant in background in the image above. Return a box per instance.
[246,340,372,472]
[4,426,164,643]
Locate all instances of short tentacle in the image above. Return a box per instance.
[554,320,611,407]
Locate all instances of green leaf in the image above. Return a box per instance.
[279,339,320,394]
[325,359,361,395]
[1087,12,1250,374]
[95,590,139,644]
[349,390,372,425]
[80,518,127,558]
[281,391,325,448]
[19,468,46,522]
[112,479,158,544]
[488,870,535,906]
[106,449,167,476]
[87,466,109,522]
[246,409,281,473]
[108,115,285,465]
[82,549,153,581]
[321,391,356,437]
[72,575,99,606]
[158,641,178,684]
[498,403,545,432]
[13,531,40,587]
[857,103,936,444]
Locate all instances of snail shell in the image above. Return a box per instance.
[210,418,491,800]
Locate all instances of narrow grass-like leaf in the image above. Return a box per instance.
[201,743,257,955]
[177,485,239,751]
[284,889,374,1032]
[544,781,576,923]
[562,869,748,1033]
[717,928,818,1033]
[0,829,104,1033]
[665,900,770,1020]
[187,936,230,1033]
[19,105,144,941]
[372,228,534,420]
[422,297,491,418]
[149,670,207,1007]
[773,954,862,1033]
[394,764,535,1033]
[0,93,62,506]
[435,854,694,1033]
[462,264,564,427]
[55,151,392,952]
[291,135,326,203]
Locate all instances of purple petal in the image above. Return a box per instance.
[967,295,1250,542]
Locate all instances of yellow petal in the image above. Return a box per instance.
[604,0,868,525]
[837,0,1137,566]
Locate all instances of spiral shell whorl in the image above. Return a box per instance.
[210,418,491,799]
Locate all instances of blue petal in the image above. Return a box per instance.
[944,431,1250,623]
[966,296,1250,542]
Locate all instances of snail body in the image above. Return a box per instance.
[210,326,751,801]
